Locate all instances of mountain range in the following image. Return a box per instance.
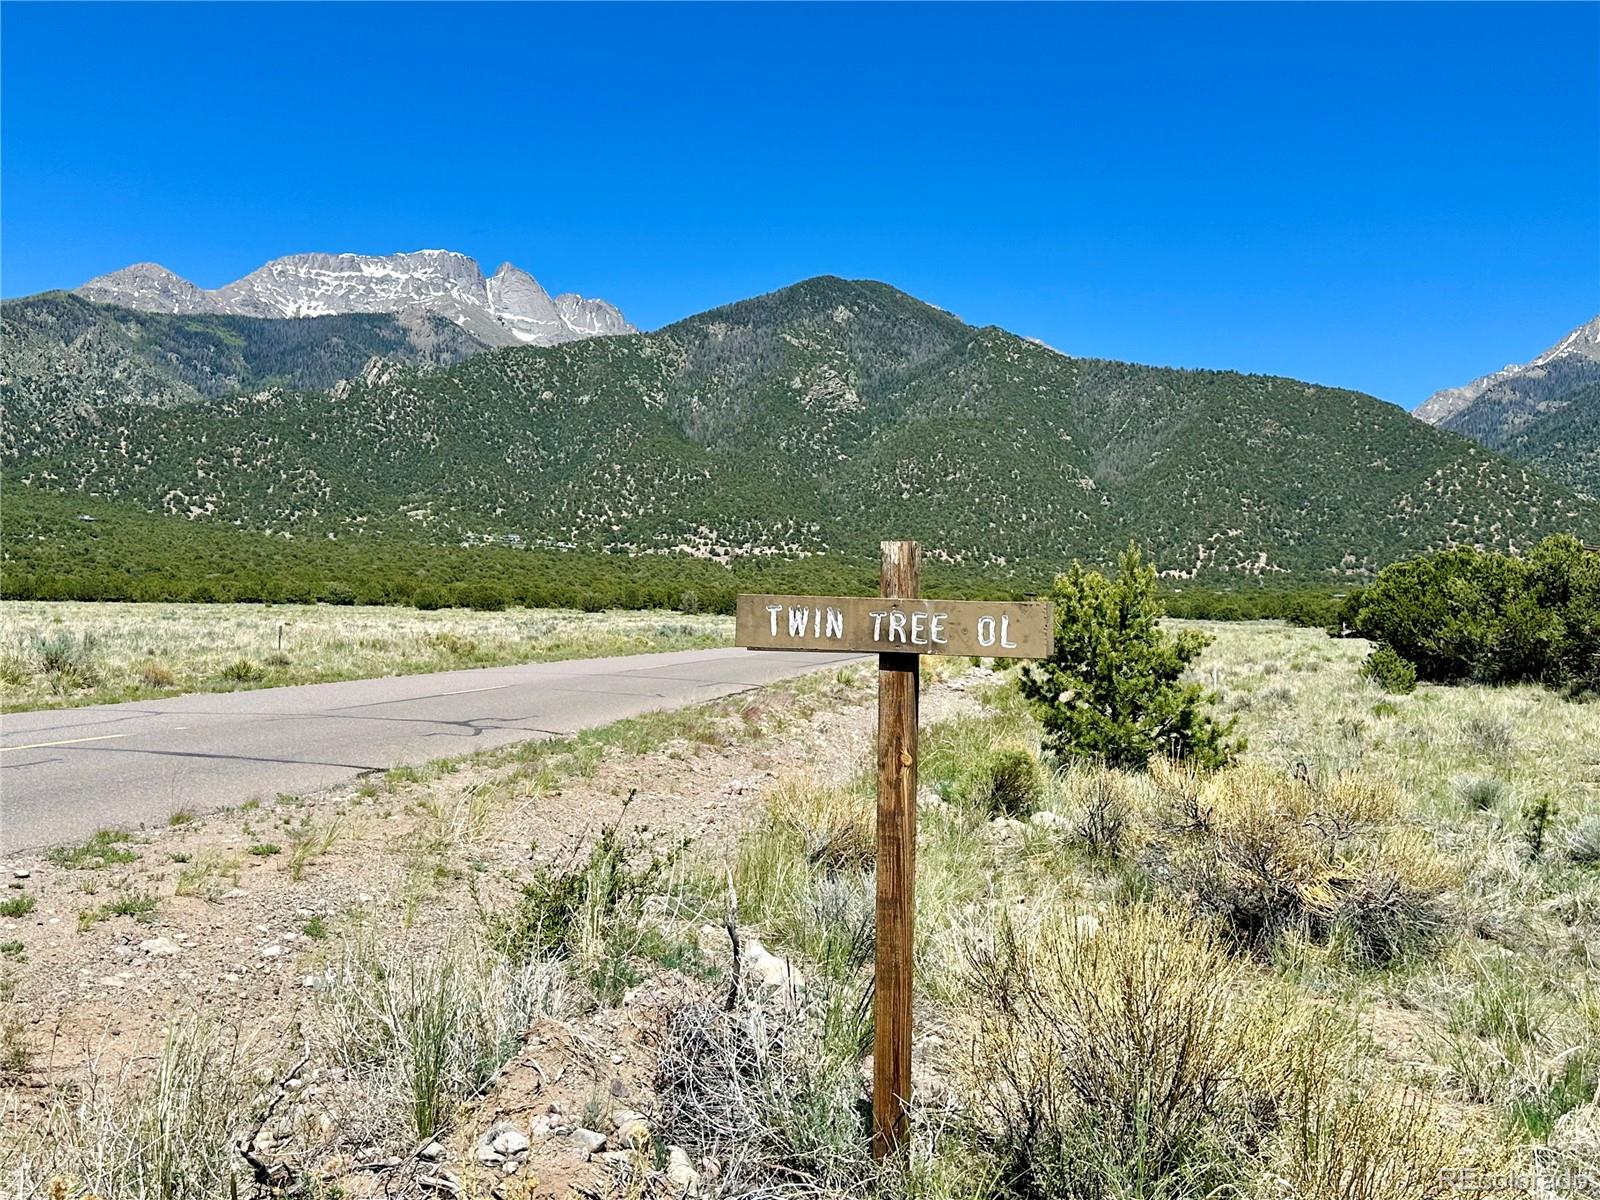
[1415,316,1600,497]
[5,271,1596,581]
[76,250,635,348]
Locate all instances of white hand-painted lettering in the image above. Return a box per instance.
[825,607,844,639]
[871,611,887,639]
[888,610,908,643]
[977,616,996,647]
[910,611,929,645]
[1000,615,1017,649]
[930,613,949,644]
[788,607,810,637]
[767,604,783,636]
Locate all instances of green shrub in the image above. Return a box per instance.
[456,582,508,612]
[0,895,36,919]
[1521,793,1558,861]
[219,658,264,683]
[1360,645,1417,694]
[27,630,99,692]
[412,585,449,611]
[976,748,1043,817]
[1345,535,1599,693]
[491,802,686,1004]
[46,829,137,870]
[1020,544,1241,770]
[320,581,358,606]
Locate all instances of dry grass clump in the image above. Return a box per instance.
[2,1019,267,1199]
[313,934,566,1144]
[655,992,875,1196]
[1453,773,1507,813]
[1142,765,1455,965]
[734,777,881,982]
[1563,816,1600,866]
[951,904,1286,1196]
[1257,1085,1503,1200]
[784,781,876,874]
[1069,770,1138,860]
[1433,952,1600,1141]
[136,658,178,688]
[949,904,1498,1200]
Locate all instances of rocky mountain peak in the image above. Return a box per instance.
[76,263,222,315]
[1531,315,1600,366]
[484,263,564,343]
[74,250,634,347]
[1416,314,1600,426]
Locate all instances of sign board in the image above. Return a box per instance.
[735,594,1053,658]
[734,548,1055,1159]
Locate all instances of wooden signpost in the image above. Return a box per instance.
[735,540,1053,1157]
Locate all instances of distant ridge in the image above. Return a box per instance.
[76,249,635,348]
[9,275,1596,577]
[1416,316,1600,496]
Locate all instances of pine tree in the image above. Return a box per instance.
[1019,544,1240,769]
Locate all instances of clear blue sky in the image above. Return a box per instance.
[3,2,1596,408]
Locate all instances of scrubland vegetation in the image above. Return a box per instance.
[2,543,1597,1199]
[0,601,731,711]
[5,488,1360,623]
[1343,534,1599,695]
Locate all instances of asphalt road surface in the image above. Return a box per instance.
[0,647,862,854]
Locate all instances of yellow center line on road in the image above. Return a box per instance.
[1,733,129,754]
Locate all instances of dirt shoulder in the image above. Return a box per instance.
[0,660,977,1197]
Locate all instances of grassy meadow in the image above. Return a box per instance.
[3,618,1598,1198]
[0,600,733,712]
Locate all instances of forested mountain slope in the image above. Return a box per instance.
[1,292,484,460]
[7,278,1596,579]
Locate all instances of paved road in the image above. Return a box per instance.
[0,647,862,853]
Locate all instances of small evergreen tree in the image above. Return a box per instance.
[1019,544,1240,770]
[1360,645,1417,694]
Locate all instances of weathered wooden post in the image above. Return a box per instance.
[873,539,919,1157]
[733,553,1052,1160]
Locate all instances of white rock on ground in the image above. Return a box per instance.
[490,1128,530,1157]
[572,1128,607,1154]
[610,1108,651,1148]
[740,937,801,989]
[666,1144,702,1194]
